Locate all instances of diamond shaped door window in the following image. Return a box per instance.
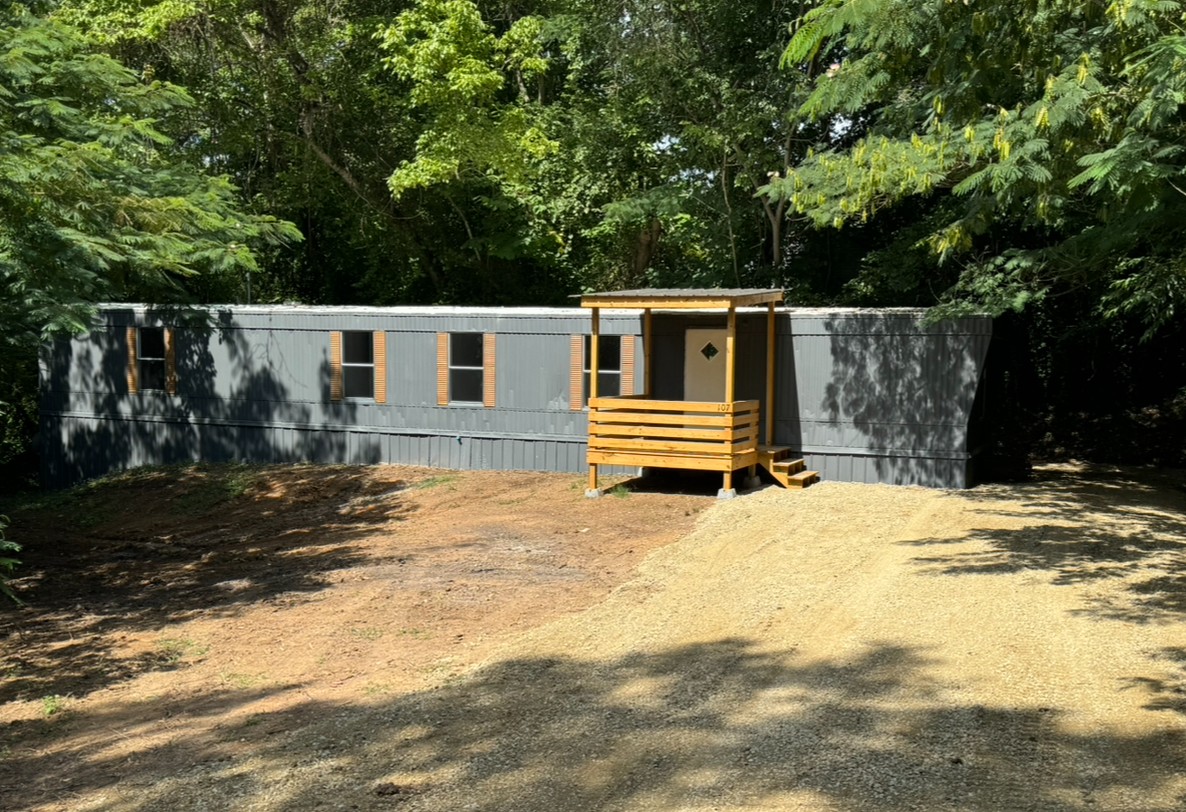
[700,342,719,361]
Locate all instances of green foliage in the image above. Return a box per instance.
[540,0,816,288]
[379,0,555,197]
[0,8,301,485]
[40,694,67,716]
[0,8,300,341]
[0,515,21,605]
[773,0,1186,330]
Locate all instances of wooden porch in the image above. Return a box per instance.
[588,395,760,487]
[580,288,819,497]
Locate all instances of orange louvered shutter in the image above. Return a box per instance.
[569,335,584,410]
[436,333,449,405]
[330,331,343,401]
[126,326,139,394]
[164,327,178,395]
[373,331,387,404]
[483,333,496,408]
[620,335,635,396]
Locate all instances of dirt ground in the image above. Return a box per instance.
[3,462,1186,811]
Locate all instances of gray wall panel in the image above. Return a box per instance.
[44,305,992,489]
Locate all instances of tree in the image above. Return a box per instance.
[0,8,299,494]
[772,0,1186,332]
[544,0,816,289]
[53,0,430,303]
[0,7,300,341]
[0,515,19,604]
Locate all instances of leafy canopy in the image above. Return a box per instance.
[0,6,300,347]
[772,0,1186,331]
[378,0,555,198]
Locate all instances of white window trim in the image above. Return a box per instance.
[138,326,167,392]
[583,334,621,407]
[448,333,485,405]
[341,331,375,400]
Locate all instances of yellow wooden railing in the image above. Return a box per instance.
[587,395,760,472]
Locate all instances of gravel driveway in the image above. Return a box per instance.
[10,463,1186,811]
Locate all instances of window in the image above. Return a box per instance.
[138,327,167,391]
[436,332,495,407]
[449,333,485,403]
[341,331,374,399]
[330,331,386,403]
[570,334,635,410]
[584,335,621,404]
[126,325,177,395]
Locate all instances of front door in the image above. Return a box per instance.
[684,328,728,402]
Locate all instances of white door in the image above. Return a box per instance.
[684,328,728,402]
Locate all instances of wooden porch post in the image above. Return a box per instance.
[588,307,600,493]
[643,308,653,397]
[724,306,737,494]
[725,306,736,403]
[765,301,776,447]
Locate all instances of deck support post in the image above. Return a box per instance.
[725,306,736,404]
[744,464,760,490]
[719,469,735,499]
[587,307,601,497]
[765,301,776,447]
[643,308,653,397]
[722,306,739,500]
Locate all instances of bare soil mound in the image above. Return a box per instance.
[1,464,706,810]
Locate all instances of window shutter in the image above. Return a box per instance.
[330,331,343,402]
[164,327,178,395]
[569,335,584,410]
[621,335,636,396]
[483,333,496,408]
[373,331,387,404]
[126,326,139,394]
[436,333,449,406]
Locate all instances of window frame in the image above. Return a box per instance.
[138,326,168,393]
[583,334,622,406]
[340,330,375,401]
[448,332,486,405]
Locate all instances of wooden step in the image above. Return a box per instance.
[757,445,793,466]
[757,450,820,491]
[771,457,806,476]
[784,470,820,489]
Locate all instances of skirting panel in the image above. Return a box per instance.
[799,450,973,489]
[40,415,635,488]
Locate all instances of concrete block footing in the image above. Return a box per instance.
[716,488,737,500]
[585,488,602,499]
[743,476,762,490]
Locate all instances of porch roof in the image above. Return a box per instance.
[577,288,784,310]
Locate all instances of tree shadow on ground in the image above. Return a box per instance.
[3,639,1182,811]
[903,464,1186,623]
[1126,647,1186,716]
[1,464,413,704]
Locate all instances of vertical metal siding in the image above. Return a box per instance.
[43,306,991,489]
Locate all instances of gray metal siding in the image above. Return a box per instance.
[42,305,991,489]
[780,313,992,479]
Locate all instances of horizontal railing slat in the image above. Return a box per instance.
[587,396,759,474]
[590,424,756,441]
[589,437,756,456]
[590,412,733,427]
[587,450,755,472]
[589,396,759,414]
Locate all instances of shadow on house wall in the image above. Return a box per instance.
[41,307,378,487]
[783,312,991,487]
